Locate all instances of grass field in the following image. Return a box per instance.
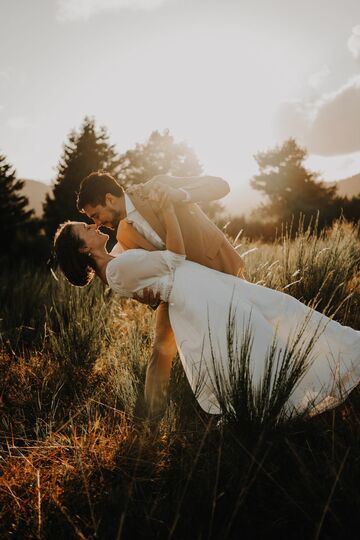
[1,219,359,539]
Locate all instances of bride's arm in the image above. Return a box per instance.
[148,186,185,256]
[161,203,186,256]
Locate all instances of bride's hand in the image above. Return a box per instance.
[149,184,175,211]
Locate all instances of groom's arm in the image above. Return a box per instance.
[142,174,230,203]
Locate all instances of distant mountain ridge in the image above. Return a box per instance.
[21,174,360,219]
[21,179,52,218]
[330,173,360,198]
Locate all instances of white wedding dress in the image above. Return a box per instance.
[106,249,360,417]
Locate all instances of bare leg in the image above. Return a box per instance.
[144,302,178,418]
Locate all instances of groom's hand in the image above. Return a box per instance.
[133,288,161,310]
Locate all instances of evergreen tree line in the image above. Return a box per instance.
[225,138,360,241]
[1,117,359,264]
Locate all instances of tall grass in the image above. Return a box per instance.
[46,275,112,371]
[0,260,51,353]
[238,217,360,327]
[209,308,325,434]
[0,219,360,539]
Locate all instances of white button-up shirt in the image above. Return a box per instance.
[109,193,165,256]
[124,193,165,249]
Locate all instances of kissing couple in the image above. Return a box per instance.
[54,172,360,419]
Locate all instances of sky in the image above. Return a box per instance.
[1,0,360,212]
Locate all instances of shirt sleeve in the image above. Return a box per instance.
[106,249,185,294]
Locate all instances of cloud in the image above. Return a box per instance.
[347,25,360,59]
[276,76,360,156]
[308,64,330,89]
[305,152,360,181]
[56,0,169,22]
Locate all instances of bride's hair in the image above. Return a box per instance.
[53,222,96,287]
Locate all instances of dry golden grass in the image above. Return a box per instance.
[0,219,359,539]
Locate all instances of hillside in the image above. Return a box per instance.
[20,179,52,218]
[331,173,360,198]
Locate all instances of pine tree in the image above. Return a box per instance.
[117,129,222,218]
[117,129,202,186]
[0,153,33,252]
[43,117,120,238]
[251,138,337,226]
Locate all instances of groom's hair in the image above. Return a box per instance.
[77,171,124,211]
[53,221,96,287]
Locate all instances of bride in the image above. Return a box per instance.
[54,187,360,418]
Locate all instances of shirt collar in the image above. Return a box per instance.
[124,192,136,217]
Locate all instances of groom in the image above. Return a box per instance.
[77,171,245,417]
